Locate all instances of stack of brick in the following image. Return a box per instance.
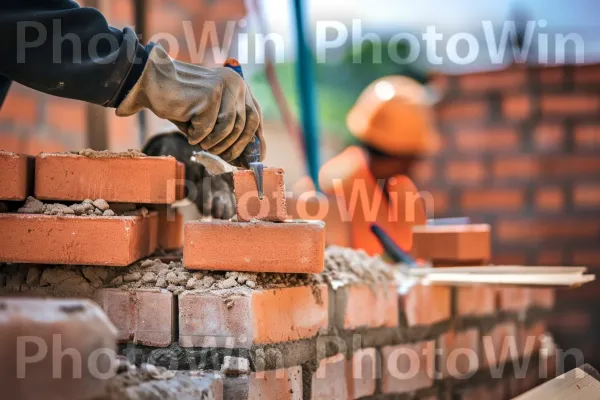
[0,150,186,267]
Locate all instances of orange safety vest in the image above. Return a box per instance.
[289,146,426,256]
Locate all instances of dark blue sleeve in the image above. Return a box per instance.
[0,0,148,107]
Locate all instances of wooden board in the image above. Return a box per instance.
[514,364,600,399]
[419,273,595,287]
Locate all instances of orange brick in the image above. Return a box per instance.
[445,160,486,184]
[346,348,378,399]
[503,94,532,120]
[573,183,600,208]
[438,328,479,378]
[412,224,491,263]
[381,341,434,394]
[461,188,523,211]
[497,219,600,242]
[536,249,564,265]
[534,123,564,151]
[0,298,116,400]
[482,322,518,366]
[498,288,532,313]
[335,283,398,330]
[233,167,287,222]
[519,321,546,357]
[544,155,600,177]
[46,99,87,133]
[400,284,451,326]
[437,100,487,122]
[96,288,174,347]
[0,90,37,125]
[530,289,555,309]
[35,153,182,204]
[157,208,183,250]
[574,124,600,150]
[184,220,325,273]
[535,187,564,211]
[541,94,600,115]
[250,366,303,400]
[571,249,600,266]
[493,157,540,179]
[573,65,600,85]
[312,354,348,400]
[23,136,68,154]
[411,160,434,185]
[456,286,496,317]
[178,284,328,347]
[454,127,519,152]
[539,67,565,85]
[459,68,527,92]
[0,151,33,200]
[0,134,25,153]
[0,212,158,266]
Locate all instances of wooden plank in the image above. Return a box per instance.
[409,265,588,276]
[420,273,595,287]
[514,364,600,399]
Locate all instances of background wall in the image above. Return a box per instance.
[412,62,600,367]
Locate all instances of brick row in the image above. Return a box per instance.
[0,151,33,200]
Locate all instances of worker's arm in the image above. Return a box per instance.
[0,1,265,163]
[0,0,147,107]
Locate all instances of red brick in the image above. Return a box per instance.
[438,328,479,378]
[493,251,528,265]
[0,298,116,400]
[184,220,325,273]
[250,366,303,400]
[482,322,518,365]
[539,66,566,85]
[543,155,600,177]
[0,90,37,125]
[412,224,491,263]
[456,286,496,317]
[571,249,600,266]
[46,99,87,133]
[34,153,182,204]
[0,212,158,266]
[233,167,288,222]
[411,160,434,185]
[496,219,600,242]
[573,65,600,85]
[519,321,546,357]
[549,310,590,332]
[534,123,564,151]
[459,68,527,92]
[540,94,600,115]
[157,208,183,250]
[400,284,451,326]
[312,354,348,400]
[575,124,600,150]
[498,288,532,313]
[535,187,564,212]
[493,157,540,179]
[437,100,487,122]
[445,160,486,184]
[536,249,564,265]
[0,151,33,200]
[503,94,532,120]
[427,190,450,216]
[335,283,398,330]
[96,288,174,347]
[346,348,378,399]
[454,127,519,152]
[461,188,523,211]
[381,341,434,394]
[573,183,600,208]
[178,284,328,347]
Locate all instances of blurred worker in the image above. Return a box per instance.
[0,1,264,167]
[302,76,440,256]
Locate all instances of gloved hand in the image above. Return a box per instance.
[142,132,236,219]
[118,45,265,164]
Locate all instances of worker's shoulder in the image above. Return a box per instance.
[318,146,372,193]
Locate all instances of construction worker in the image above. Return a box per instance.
[1,1,263,218]
[296,76,440,256]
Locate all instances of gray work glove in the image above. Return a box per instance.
[118,45,265,164]
[142,132,236,219]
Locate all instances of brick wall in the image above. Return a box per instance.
[413,62,600,367]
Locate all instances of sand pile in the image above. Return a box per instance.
[78,149,148,158]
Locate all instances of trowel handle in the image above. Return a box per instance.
[224,59,261,168]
